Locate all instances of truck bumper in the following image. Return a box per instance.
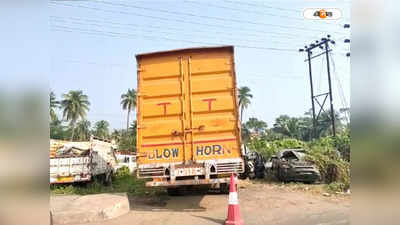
[146,177,234,187]
[50,175,91,184]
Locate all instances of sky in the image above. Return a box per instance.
[49,0,351,130]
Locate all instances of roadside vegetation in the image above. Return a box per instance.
[50,86,350,193]
[50,166,165,196]
[50,89,137,152]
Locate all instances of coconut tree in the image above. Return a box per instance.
[245,117,268,136]
[60,90,90,140]
[241,123,251,144]
[93,120,110,139]
[238,86,253,122]
[50,91,59,121]
[111,129,122,143]
[75,119,91,141]
[120,89,137,131]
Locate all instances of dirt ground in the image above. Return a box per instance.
[77,180,350,225]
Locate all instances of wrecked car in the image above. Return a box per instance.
[240,146,265,179]
[271,149,320,183]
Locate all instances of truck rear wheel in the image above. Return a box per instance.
[219,183,229,194]
[104,171,113,186]
[167,187,182,196]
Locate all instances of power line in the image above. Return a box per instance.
[51,17,300,46]
[329,52,349,122]
[223,0,302,13]
[184,0,304,21]
[53,58,129,67]
[50,1,315,39]
[51,15,309,41]
[186,0,342,27]
[242,74,304,80]
[52,25,298,52]
[88,0,344,34]
[222,0,349,28]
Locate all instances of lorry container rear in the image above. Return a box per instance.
[135,46,244,188]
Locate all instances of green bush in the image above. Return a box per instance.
[50,167,164,196]
[305,145,350,191]
[325,182,347,193]
[247,137,304,159]
[114,166,131,178]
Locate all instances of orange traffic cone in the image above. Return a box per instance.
[225,173,244,225]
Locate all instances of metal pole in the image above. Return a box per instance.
[307,49,317,139]
[324,41,336,137]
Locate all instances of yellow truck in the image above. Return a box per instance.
[135,46,244,193]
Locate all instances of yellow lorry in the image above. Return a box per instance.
[135,46,244,193]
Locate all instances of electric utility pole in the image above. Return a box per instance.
[299,35,336,138]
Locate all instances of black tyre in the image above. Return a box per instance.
[255,169,265,179]
[104,172,113,186]
[167,187,182,196]
[277,169,284,182]
[248,172,256,179]
[219,183,229,194]
[94,174,105,183]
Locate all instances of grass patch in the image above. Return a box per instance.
[324,182,347,193]
[50,167,166,196]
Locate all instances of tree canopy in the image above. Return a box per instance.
[60,90,90,140]
[121,89,137,131]
[238,86,252,122]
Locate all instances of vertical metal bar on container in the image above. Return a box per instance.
[179,57,186,163]
[188,56,194,163]
[230,52,241,152]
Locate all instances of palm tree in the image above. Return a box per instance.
[273,115,292,137]
[241,123,251,144]
[93,120,110,139]
[128,121,137,134]
[238,86,253,122]
[60,90,90,140]
[118,121,137,152]
[245,117,267,136]
[316,110,343,138]
[50,118,67,140]
[75,120,91,141]
[50,91,59,121]
[120,89,137,131]
[111,129,122,143]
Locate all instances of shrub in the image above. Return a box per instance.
[325,182,347,193]
[305,145,350,191]
[247,137,304,159]
[114,166,131,178]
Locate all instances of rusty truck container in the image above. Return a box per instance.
[136,46,244,187]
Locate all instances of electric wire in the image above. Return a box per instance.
[52,25,298,52]
[50,16,304,40]
[186,0,343,27]
[329,52,350,123]
[50,16,301,46]
[87,0,345,34]
[222,0,302,13]
[50,1,318,39]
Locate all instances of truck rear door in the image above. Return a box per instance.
[136,46,241,167]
